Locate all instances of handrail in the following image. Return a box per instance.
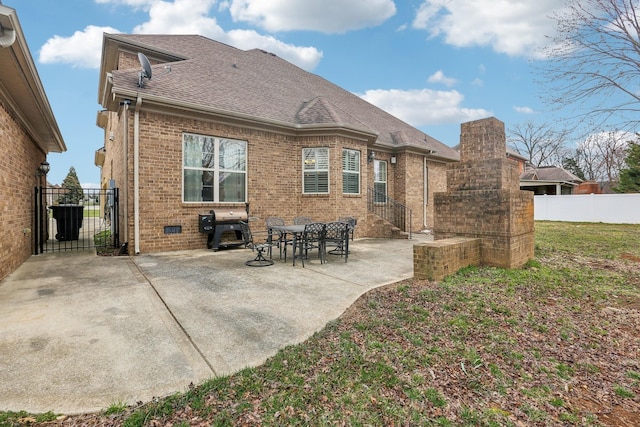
[367,187,412,239]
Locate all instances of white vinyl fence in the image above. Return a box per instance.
[534,194,640,224]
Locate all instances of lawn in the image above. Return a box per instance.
[3,221,639,426]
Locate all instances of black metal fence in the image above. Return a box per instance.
[367,186,412,238]
[34,186,120,254]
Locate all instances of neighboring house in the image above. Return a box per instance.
[0,3,66,281]
[504,149,583,194]
[506,149,528,174]
[96,34,459,254]
[519,165,583,195]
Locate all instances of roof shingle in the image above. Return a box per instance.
[105,34,458,160]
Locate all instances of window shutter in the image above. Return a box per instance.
[303,148,329,194]
[342,149,360,194]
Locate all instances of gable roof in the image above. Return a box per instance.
[0,4,65,153]
[521,166,583,183]
[99,34,458,162]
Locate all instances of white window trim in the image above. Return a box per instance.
[302,147,330,194]
[342,148,361,195]
[182,133,247,203]
[374,159,387,204]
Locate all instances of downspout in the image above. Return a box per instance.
[121,100,130,245]
[423,156,428,229]
[134,95,142,254]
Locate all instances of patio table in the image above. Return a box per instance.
[268,224,306,265]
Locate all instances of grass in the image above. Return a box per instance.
[47,205,100,218]
[2,221,639,426]
[93,229,112,247]
[0,411,57,425]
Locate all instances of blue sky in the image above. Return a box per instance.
[8,0,568,186]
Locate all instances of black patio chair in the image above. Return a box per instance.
[337,216,357,241]
[239,221,274,267]
[293,216,314,225]
[299,222,326,267]
[324,221,350,262]
[265,216,289,259]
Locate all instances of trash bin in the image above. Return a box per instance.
[51,205,84,241]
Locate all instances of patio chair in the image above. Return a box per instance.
[293,216,314,225]
[324,221,350,262]
[265,216,288,258]
[337,216,357,241]
[300,222,326,267]
[239,221,274,267]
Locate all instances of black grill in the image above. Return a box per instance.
[199,205,249,250]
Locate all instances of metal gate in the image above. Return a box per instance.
[34,186,120,254]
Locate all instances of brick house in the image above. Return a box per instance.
[96,34,459,254]
[0,4,66,281]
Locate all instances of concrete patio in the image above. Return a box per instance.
[0,234,430,414]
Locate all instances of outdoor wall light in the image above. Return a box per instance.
[37,161,50,177]
[368,150,376,163]
[390,156,397,164]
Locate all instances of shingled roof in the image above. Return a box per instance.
[100,34,458,162]
[521,166,583,183]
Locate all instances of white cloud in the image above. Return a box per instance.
[94,0,151,6]
[39,25,121,68]
[223,29,323,70]
[38,0,323,70]
[412,0,569,58]
[427,70,457,87]
[359,88,492,127]
[514,106,536,114]
[131,0,219,34]
[228,0,396,33]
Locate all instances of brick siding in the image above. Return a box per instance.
[101,110,388,253]
[414,237,480,281]
[0,102,46,281]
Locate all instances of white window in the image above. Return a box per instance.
[373,160,387,203]
[303,147,329,194]
[183,133,247,203]
[342,149,360,194]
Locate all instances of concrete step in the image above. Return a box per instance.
[367,213,409,239]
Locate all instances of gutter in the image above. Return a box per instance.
[109,88,378,143]
[0,20,16,47]
[0,4,66,152]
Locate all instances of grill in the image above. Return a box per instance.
[198,205,249,250]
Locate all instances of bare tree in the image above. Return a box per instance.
[599,131,629,182]
[541,0,640,132]
[576,137,604,181]
[508,121,570,167]
[577,130,630,182]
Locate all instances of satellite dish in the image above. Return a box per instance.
[137,52,152,87]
